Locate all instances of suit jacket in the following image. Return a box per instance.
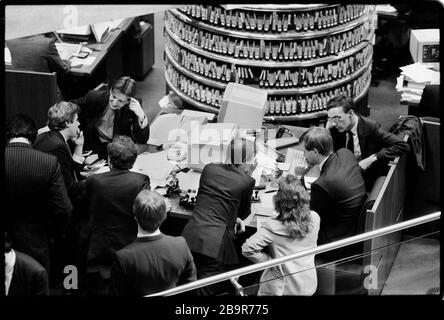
[33,130,86,203]
[72,89,150,158]
[5,142,72,270]
[242,211,320,296]
[329,114,409,161]
[6,35,68,74]
[329,114,409,189]
[85,168,150,271]
[310,149,366,244]
[182,163,255,266]
[8,250,49,296]
[111,234,196,296]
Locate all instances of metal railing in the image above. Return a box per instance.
[147,211,440,296]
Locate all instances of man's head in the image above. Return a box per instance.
[6,113,37,143]
[299,127,333,166]
[225,138,257,174]
[47,101,81,139]
[107,135,138,170]
[133,190,167,233]
[109,76,136,110]
[326,94,356,132]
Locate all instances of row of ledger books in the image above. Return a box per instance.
[264,69,370,115]
[168,36,372,87]
[166,12,372,61]
[178,5,367,32]
[167,59,371,115]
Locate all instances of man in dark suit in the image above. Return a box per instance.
[34,101,86,206]
[5,235,49,296]
[299,127,367,246]
[181,138,257,295]
[72,76,150,159]
[85,135,150,276]
[5,114,72,272]
[6,34,69,74]
[34,101,89,276]
[6,34,70,99]
[111,190,196,296]
[326,94,409,190]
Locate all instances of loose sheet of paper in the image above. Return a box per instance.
[132,151,176,189]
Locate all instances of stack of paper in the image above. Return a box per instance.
[396,63,440,104]
[132,151,176,189]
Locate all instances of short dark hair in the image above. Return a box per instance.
[273,175,313,239]
[6,113,37,143]
[225,138,256,168]
[112,76,136,98]
[107,135,138,170]
[47,101,80,131]
[299,127,333,156]
[326,94,355,113]
[133,190,167,233]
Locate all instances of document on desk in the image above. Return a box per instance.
[55,43,82,60]
[70,56,96,67]
[176,170,201,192]
[132,151,176,189]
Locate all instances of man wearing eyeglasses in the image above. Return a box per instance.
[326,94,409,190]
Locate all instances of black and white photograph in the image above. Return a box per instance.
[3,2,441,306]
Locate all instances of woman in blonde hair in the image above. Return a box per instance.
[242,174,320,295]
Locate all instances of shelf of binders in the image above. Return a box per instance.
[165,60,372,121]
[170,7,372,41]
[263,74,371,122]
[165,22,375,69]
[166,42,373,96]
[165,69,219,114]
[176,5,371,35]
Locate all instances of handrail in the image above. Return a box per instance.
[147,211,440,296]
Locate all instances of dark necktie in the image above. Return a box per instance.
[346,131,354,154]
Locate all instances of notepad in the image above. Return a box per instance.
[55,42,82,60]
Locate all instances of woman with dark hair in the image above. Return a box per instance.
[242,175,320,296]
[72,76,150,159]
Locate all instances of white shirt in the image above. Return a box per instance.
[137,228,161,238]
[9,137,31,144]
[5,249,16,296]
[319,153,332,172]
[347,115,362,160]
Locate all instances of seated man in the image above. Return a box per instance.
[85,135,151,275]
[34,101,86,207]
[326,94,409,190]
[299,127,367,246]
[6,33,70,100]
[111,190,196,296]
[72,76,150,159]
[181,138,257,296]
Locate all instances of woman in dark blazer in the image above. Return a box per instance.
[72,76,150,159]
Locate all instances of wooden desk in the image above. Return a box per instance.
[68,29,123,77]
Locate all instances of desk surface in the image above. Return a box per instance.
[66,17,135,77]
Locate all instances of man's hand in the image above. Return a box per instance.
[234,217,246,235]
[359,154,378,171]
[128,97,146,122]
[325,120,334,130]
[71,130,84,146]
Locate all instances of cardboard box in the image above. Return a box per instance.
[218,82,268,130]
[409,29,439,67]
[188,123,238,172]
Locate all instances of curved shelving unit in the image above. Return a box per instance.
[164,4,376,124]
[171,8,372,41]
[166,26,374,68]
